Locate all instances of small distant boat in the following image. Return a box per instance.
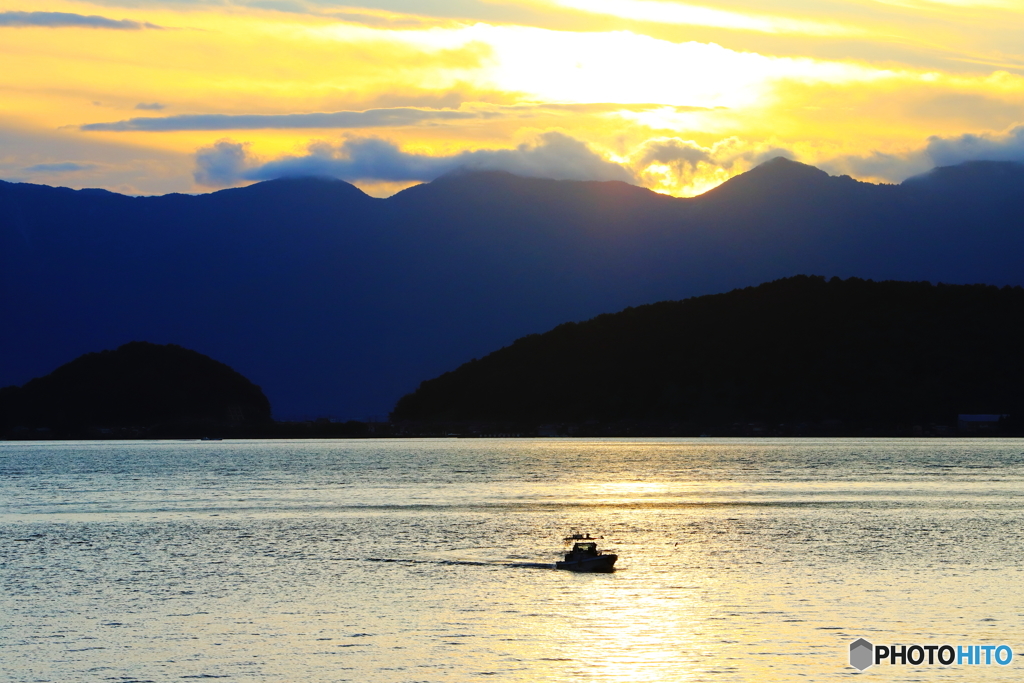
[555,532,617,572]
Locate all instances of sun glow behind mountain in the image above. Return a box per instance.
[1,0,1023,196]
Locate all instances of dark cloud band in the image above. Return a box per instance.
[23,162,97,173]
[84,108,493,132]
[82,103,704,132]
[0,11,160,30]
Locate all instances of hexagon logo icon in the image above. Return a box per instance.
[850,638,874,671]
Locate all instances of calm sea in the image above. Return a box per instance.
[2,438,1023,681]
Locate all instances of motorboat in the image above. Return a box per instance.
[555,532,617,572]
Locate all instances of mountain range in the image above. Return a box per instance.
[2,158,1023,419]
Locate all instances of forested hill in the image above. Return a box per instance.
[0,342,272,437]
[392,276,1024,434]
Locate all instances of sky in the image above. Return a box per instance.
[2,0,1023,196]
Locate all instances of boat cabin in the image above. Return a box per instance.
[566,541,600,561]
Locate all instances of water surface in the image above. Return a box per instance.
[2,438,1022,681]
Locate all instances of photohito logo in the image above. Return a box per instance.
[849,638,1013,671]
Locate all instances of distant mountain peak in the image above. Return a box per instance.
[425,168,645,191]
[426,168,529,187]
[701,156,845,202]
[231,175,372,201]
[389,168,661,207]
[764,155,831,177]
[729,155,830,183]
[257,175,356,187]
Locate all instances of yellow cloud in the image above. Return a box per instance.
[547,0,860,36]
[875,0,1022,10]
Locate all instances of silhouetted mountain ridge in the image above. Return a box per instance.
[703,156,843,201]
[2,158,1023,418]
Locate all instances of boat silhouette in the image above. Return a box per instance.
[555,532,617,572]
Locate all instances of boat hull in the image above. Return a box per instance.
[555,553,617,573]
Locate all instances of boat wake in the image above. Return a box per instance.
[350,557,555,570]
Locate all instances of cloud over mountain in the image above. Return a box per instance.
[631,137,797,194]
[926,125,1024,166]
[821,125,1024,182]
[194,133,635,186]
[193,141,253,187]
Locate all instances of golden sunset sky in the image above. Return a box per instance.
[2,0,1023,195]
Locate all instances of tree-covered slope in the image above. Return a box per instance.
[0,341,271,435]
[392,276,1024,430]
